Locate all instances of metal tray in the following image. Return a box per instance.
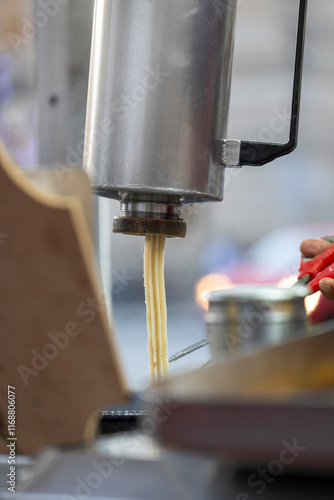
[142,322,334,471]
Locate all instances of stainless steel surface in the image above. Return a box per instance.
[113,199,186,237]
[221,139,241,167]
[84,0,237,204]
[35,0,70,165]
[120,201,182,220]
[36,0,93,165]
[205,285,308,356]
[291,274,311,287]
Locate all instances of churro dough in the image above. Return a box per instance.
[144,235,169,381]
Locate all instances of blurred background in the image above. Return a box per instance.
[1,0,334,388]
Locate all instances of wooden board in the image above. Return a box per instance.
[143,324,334,469]
[0,144,128,455]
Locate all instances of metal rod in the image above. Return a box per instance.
[169,339,209,363]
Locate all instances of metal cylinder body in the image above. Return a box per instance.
[206,286,308,357]
[84,0,237,205]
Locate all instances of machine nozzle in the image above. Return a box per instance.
[113,201,186,238]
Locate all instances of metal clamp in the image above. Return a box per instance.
[221,139,241,167]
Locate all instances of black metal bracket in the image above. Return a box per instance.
[239,0,308,167]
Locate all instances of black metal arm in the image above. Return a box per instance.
[239,0,308,166]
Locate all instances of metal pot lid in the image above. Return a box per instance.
[206,284,308,304]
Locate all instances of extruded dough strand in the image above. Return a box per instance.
[158,235,168,374]
[144,235,168,381]
[144,236,155,380]
[150,235,160,378]
[152,236,162,378]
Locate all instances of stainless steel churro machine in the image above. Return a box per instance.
[84,0,307,238]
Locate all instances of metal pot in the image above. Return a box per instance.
[205,285,308,357]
